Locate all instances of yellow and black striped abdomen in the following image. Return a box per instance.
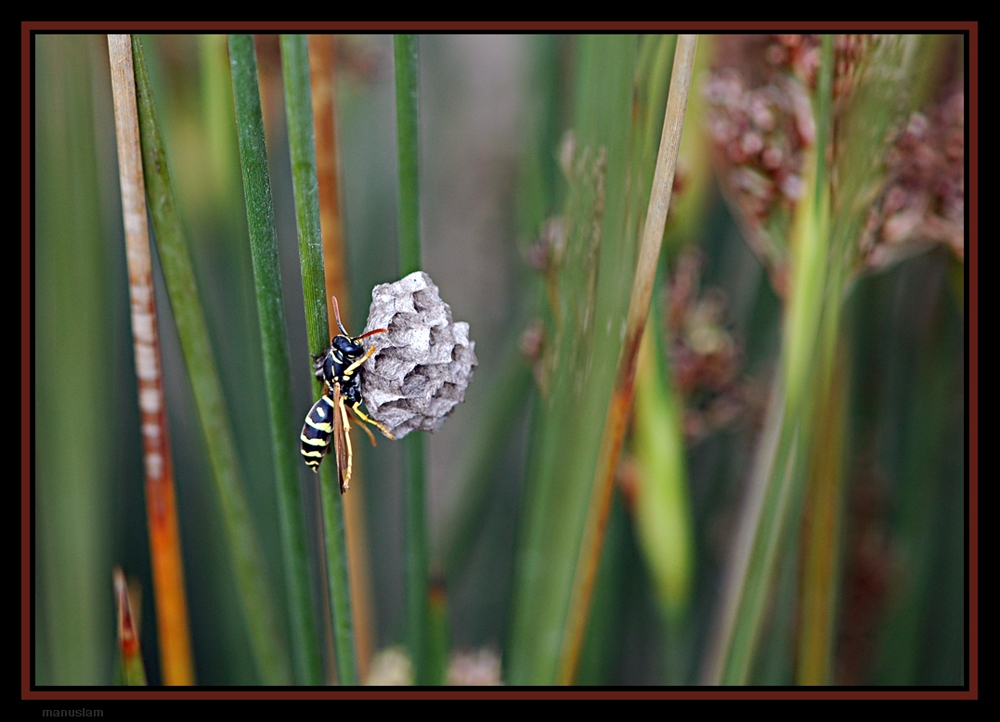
[300,394,335,471]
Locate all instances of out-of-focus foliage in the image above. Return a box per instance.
[32,33,967,688]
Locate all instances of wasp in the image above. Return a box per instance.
[301,297,394,492]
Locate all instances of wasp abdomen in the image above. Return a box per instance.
[300,394,335,471]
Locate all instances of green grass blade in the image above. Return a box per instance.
[632,312,694,626]
[506,34,689,685]
[701,35,835,686]
[874,262,964,684]
[34,34,114,685]
[557,34,696,684]
[794,36,937,686]
[507,34,637,685]
[130,34,292,686]
[280,33,358,686]
[394,34,423,277]
[393,33,436,685]
[228,33,323,686]
[706,35,939,685]
[796,343,849,684]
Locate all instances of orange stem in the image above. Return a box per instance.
[108,34,195,686]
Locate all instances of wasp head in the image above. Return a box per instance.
[332,334,365,360]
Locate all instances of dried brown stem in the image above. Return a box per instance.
[108,34,194,686]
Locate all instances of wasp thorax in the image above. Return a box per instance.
[360,271,477,439]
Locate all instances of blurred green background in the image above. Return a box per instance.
[32,33,966,686]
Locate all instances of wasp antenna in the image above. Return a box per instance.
[356,327,389,341]
[331,295,350,337]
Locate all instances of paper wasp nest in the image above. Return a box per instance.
[360,271,477,439]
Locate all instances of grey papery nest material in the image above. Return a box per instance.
[360,271,477,439]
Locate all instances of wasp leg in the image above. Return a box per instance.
[350,401,395,440]
[343,343,377,378]
[348,405,379,447]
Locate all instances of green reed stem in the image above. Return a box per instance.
[393,33,436,684]
[280,33,358,686]
[132,35,291,685]
[228,33,323,686]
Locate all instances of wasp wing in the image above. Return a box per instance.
[332,382,353,494]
